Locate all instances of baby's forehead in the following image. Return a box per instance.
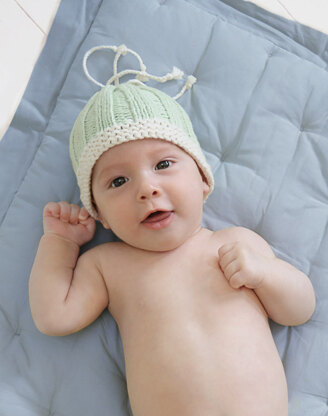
[91,138,191,181]
[96,138,188,165]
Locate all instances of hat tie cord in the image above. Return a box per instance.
[83,44,196,100]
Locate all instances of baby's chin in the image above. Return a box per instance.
[127,240,183,253]
[121,233,192,253]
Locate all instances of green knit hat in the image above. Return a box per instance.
[69,45,214,219]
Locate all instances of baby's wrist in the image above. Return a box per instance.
[42,232,80,249]
[254,256,278,290]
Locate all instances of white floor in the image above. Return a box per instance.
[0,0,328,141]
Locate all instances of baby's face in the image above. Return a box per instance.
[91,138,209,251]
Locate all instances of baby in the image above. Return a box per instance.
[29,46,315,416]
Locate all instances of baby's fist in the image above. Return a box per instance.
[218,242,266,290]
[43,201,96,246]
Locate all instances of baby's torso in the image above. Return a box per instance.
[99,228,286,416]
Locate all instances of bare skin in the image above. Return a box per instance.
[96,229,288,416]
[29,139,315,416]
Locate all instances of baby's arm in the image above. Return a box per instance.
[218,227,316,326]
[29,202,109,336]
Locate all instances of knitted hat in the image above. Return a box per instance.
[70,45,214,219]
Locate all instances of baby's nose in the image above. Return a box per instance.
[137,181,161,201]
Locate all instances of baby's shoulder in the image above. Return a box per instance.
[79,241,124,271]
[94,240,146,264]
[212,226,253,240]
[93,240,130,260]
[212,226,273,256]
[212,226,266,245]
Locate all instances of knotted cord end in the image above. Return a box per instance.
[185,75,197,90]
[116,44,128,56]
[171,66,184,80]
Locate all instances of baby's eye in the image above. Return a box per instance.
[155,160,172,170]
[110,177,128,188]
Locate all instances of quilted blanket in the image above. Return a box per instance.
[1,0,328,414]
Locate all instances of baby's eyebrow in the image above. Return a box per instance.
[97,163,123,180]
[96,144,180,179]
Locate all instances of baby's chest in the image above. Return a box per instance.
[108,250,267,349]
[108,249,237,318]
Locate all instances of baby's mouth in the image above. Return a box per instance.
[142,210,173,223]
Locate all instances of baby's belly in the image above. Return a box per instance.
[114,286,287,416]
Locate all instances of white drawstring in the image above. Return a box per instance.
[82,44,197,100]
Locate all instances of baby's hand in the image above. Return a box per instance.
[218,242,269,290]
[43,201,96,246]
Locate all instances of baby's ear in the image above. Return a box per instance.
[96,210,111,230]
[202,180,210,199]
[91,196,110,229]
[95,207,111,229]
[99,217,111,230]
[199,170,210,199]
